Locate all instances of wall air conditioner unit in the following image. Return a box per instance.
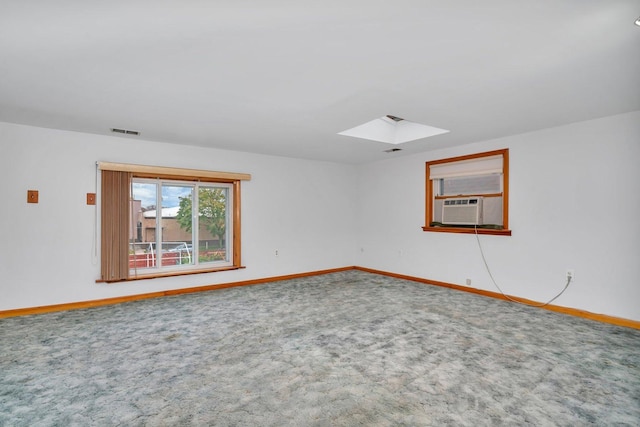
[442,197,483,225]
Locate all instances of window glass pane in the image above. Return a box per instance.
[162,184,195,267]
[198,186,229,264]
[131,181,158,269]
[129,179,234,272]
[441,174,501,196]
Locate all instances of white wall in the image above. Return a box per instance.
[2,112,639,322]
[0,122,358,310]
[356,111,640,321]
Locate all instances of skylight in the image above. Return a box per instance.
[338,115,449,145]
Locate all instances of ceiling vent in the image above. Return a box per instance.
[111,128,140,136]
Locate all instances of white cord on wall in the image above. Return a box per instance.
[474,225,571,308]
[92,162,98,265]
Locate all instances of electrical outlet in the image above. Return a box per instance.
[275,249,279,257]
[465,278,472,286]
[566,269,575,281]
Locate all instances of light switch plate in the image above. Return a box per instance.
[87,193,96,205]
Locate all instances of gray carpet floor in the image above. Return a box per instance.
[1,270,639,426]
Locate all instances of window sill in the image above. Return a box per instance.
[422,226,512,236]
[97,265,245,283]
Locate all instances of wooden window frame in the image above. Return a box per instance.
[98,162,251,282]
[422,149,511,236]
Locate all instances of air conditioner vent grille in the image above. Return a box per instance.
[442,196,483,225]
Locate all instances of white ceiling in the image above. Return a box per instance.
[1,1,639,164]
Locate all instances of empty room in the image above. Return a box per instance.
[1,1,639,425]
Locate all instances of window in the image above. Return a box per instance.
[423,149,511,236]
[99,162,251,282]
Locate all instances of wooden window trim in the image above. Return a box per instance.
[98,162,251,182]
[421,226,512,236]
[423,149,511,236]
[96,265,246,283]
